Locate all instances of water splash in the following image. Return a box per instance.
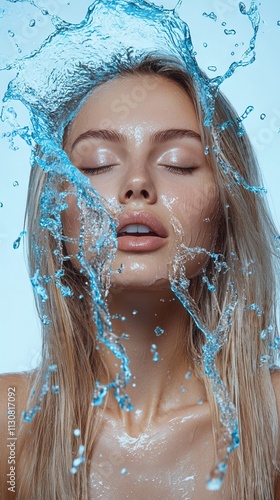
[169,244,239,489]
[0,0,265,492]
[236,104,254,136]
[22,364,58,422]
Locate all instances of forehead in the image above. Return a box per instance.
[67,74,200,143]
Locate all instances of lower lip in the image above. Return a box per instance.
[117,235,167,252]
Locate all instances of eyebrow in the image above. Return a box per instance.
[70,128,201,152]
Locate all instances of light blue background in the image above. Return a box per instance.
[0,0,279,373]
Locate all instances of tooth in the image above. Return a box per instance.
[124,224,138,233]
[121,224,151,234]
[136,224,150,233]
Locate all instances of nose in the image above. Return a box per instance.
[119,167,157,205]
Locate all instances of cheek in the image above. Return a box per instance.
[172,182,220,278]
[178,182,219,243]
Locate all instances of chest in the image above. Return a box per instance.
[88,410,225,499]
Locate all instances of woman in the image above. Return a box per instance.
[1,2,280,499]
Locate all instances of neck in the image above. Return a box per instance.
[97,286,206,435]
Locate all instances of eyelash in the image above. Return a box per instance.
[79,165,197,176]
[164,165,197,175]
[79,165,114,175]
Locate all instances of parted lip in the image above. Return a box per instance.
[117,211,168,238]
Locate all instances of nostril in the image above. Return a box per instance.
[141,190,149,199]
[126,190,133,199]
[125,189,150,199]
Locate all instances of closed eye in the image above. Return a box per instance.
[79,165,114,175]
[163,165,198,175]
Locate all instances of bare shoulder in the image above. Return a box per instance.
[0,370,36,429]
[0,371,34,409]
[0,371,36,498]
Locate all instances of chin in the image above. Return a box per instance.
[109,266,171,292]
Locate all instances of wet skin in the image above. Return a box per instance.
[62,74,223,497]
[63,74,220,287]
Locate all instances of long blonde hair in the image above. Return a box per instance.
[20,55,279,499]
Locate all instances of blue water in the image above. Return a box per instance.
[0,0,267,490]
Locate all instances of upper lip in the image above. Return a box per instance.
[117,212,168,238]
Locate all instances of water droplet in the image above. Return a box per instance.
[49,364,57,372]
[202,12,217,22]
[120,468,127,475]
[13,230,26,249]
[224,29,236,35]
[180,386,185,392]
[260,113,266,120]
[29,19,36,27]
[74,428,81,437]
[239,105,254,121]
[41,315,51,325]
[207,475,224,491]
[151,344,159,362]
[204,145,209,155]
[231,51,235,56]
[208,65,217,72]
[51,385,59,394]
[0,202,3,208]
[260,329,267,340]
[260,354,271,364]
[248,303,262,316]
[221,22,226,26]
[277,20,280,26]
[120,333,130,340]
[202,275,216,292]
[185,370,192,380]
[154,326,164,337]
[70,467,77,474]
[198,398,204,405]
[13,180,19,187]
[8,30,15,38]
[132,309,138,315]
[203,42,208,48]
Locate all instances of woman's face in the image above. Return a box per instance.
[63,74,220,290]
